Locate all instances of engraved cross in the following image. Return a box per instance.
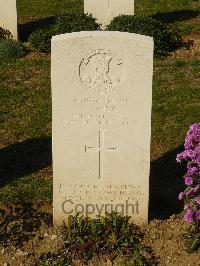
[85,130,118,179]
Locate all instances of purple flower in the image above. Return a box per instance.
[186,185,200,198]
[178,192,184,200]
[183,210,194,222]
[187,166,198,176]
[186,189,195,198]
[176,150,197,162]
[186,185,199,198]
[197,156,200,165]
[177,123,200,223]
[184,176,193,186]
[195,197,200,205]
[184,204,190,210]
[196,211,200,220]
[194,185,200,193]
[194,145,200,152]
[184,123,200,150]
[176,154,183,163]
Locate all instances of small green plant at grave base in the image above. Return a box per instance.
[0,39,27,61]
[55,213,155,265]
[0,27,13,40]
[177,123,200,253]
[36,213,156,265]
[184,222,200,253]
[107,15,183,58]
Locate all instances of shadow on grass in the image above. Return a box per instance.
[0,138,186,221]
[18,16,56,41]
[152,9,200,23]
[0,138,52,187]
[149,145,186,221]
[0,203,52,248]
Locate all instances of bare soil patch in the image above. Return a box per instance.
[0,204,199,265]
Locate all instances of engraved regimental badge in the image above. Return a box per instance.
[79,49,124,94]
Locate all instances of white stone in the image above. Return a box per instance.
[52,31,153,225]
[0,0,18,39]
[84,0,134,28]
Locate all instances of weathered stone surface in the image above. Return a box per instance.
[52,31,153,225]
[0,0,18,39]
[84,0,134,28]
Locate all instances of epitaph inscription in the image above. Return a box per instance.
[80,49,124,94]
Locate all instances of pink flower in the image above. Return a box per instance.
[184,176,193,186]
[178,192,184,200]
[187,166,198,176]
[195,211,200,220]
[177,123,200,223]
[195,197,200,205]
[186,189,194,198]
[186,185,200,198]
[183,210,194,223]
[184,123,200,150]
[184,204,190,210]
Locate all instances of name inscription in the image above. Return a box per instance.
[66,97,134,127]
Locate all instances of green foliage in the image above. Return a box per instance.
[36,252,69,266]
[64,213,148,263]
[0,27,13,40]
[107,15,183,58]
[28,11,100,53]
[18,0,83,23]
[28,28,56,53]
[0,177,53,204]
[36,213,156,265]
[178,23,200,35]
[184,222,200,253]
[0,39,27,61]
[54,10,100,33]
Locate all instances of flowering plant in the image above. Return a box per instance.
[177,123,200,252]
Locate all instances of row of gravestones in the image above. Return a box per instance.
[0,0,134,39]
[1,0,154,225]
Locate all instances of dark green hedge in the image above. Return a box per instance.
[28,28,56,53]
[0,27,13,40]
[54,11,100,33]
[107,15,183,57]
[28,11,100,53]
[0,39,27,61]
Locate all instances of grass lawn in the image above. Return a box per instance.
[17,0,200,34]
[18,0,83,23]
[0,0,200,264]
[1,54,200,206]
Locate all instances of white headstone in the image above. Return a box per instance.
[0,0,18,39]
[84,0,134,28]
[52,31,153,225]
